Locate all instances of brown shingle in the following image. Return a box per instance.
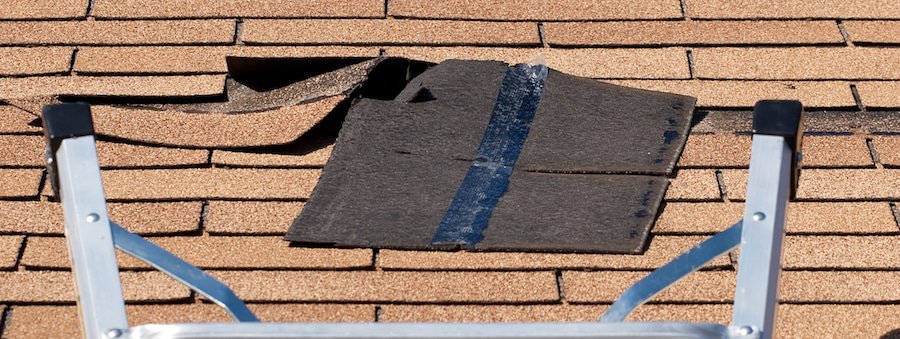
[723,169,900,200]
[563,270,736,303]
[92,97,342,148]
[0,236,23,270]
[0,20,235,45]
[664,170,721,201]
[0,271,189,302]
[75,46,379,74]
[101,168,320,200]
[242,19,540,45]
[781,271,900,302]
[686,0,900,19]
[379,236,730,270]
[212,146,332,168]
[856,81,900,108]
[205,201,303,234]
[381,304,730,323]
[5,304,372,338]
[874,136,900,166]
[213,271,559,303]
[784,236,900,269]
[0,201,201,235]
[388,0,682,20]
[844,21,900,44]
[0,135,42,167]
[0,75,226,99]
[545,20,842,46]
[694,47,900,80]
[609,80,854,108]
[0,0,87,19]
[0,47,73,76]
[23,236,372,270]
[778,304,900,339]
[0,106,40,133]
[384,47,690,79]
[678,134,873,168]
[96,142,209,168]
[92,0,383,18]
[0,170,41,198]
[656,202,898,234]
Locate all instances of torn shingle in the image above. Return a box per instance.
[92,96,344,148]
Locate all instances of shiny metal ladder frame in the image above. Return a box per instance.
[41,100,803,339]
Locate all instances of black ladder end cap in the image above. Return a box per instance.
[751,100,804,149]
[41,102,95,142]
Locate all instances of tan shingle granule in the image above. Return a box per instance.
[0,75,226,99]
[0,236,23,270]
[0,20,235,45]
[212,271,559,303]
[610,80,854,108]
[546,21,842,46]
[0,170,42,198]
[0,47,73,76]
[664,170,721,201]
[686,0,900,19]
[0,271,189,302]
[694,47,900,80]
[92,0,384,18]
[204,201,302,234]
[722,169,900,200]
[101,168,320,200]
[389,0,682,20]
[564,270,736,303]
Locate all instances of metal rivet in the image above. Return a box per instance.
[86,213,100,223]
[738,326,754,336]
[105,328,123,338]
[752,212,766,221]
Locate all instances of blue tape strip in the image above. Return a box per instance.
[430,63,549,247]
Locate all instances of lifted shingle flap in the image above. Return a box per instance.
[287,59,695,253]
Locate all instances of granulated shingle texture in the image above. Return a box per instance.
[0,170,42,198]
[0,75,226,99]
[75,46,379,74]
[545,21,842,46]
[0,20,235,45]
[784,236,900,269]
[722,169,900,200]
[0,201,202,235]
[855,82,900,108]
[563,270,736,303]
[780,271,900,302]
[92,97,342,148]
[678,134,872,168]
[96,142,209,168]
[388,0,683,20]
[685,0,900,19]
[92,0,384,18]
[243,19,540,45]
[23,236,372,269]
[0,236,22,269]
[655,202,897,234]
[0,106,40,133]
[694,47,900,79]
[844,21,900,44]
[384,47,690,79]
[101,168,320,200]
[5,304,373,338]
[1,0,87,19]
[0,271,189,302]
[378,236,730,270]
[0,135,43,167]
[609,80,854,108]
[212,271,559,303]
[777,305,900,339]
[0,47,73,76]
[874,136,900,166]
[205,201,303,234]
[664,170,721,201]
[380,304,731,323]
[212,146,332,168]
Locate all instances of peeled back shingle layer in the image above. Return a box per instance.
[1,0,900,338]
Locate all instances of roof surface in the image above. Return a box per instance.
[1,1,900,338]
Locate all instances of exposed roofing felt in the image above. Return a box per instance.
[0,1,899,338]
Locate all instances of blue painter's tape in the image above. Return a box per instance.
[430,63,549,247]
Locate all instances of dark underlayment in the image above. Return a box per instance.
[287,59,696,253]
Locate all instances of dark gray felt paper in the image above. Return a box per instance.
[286,59,696,253]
